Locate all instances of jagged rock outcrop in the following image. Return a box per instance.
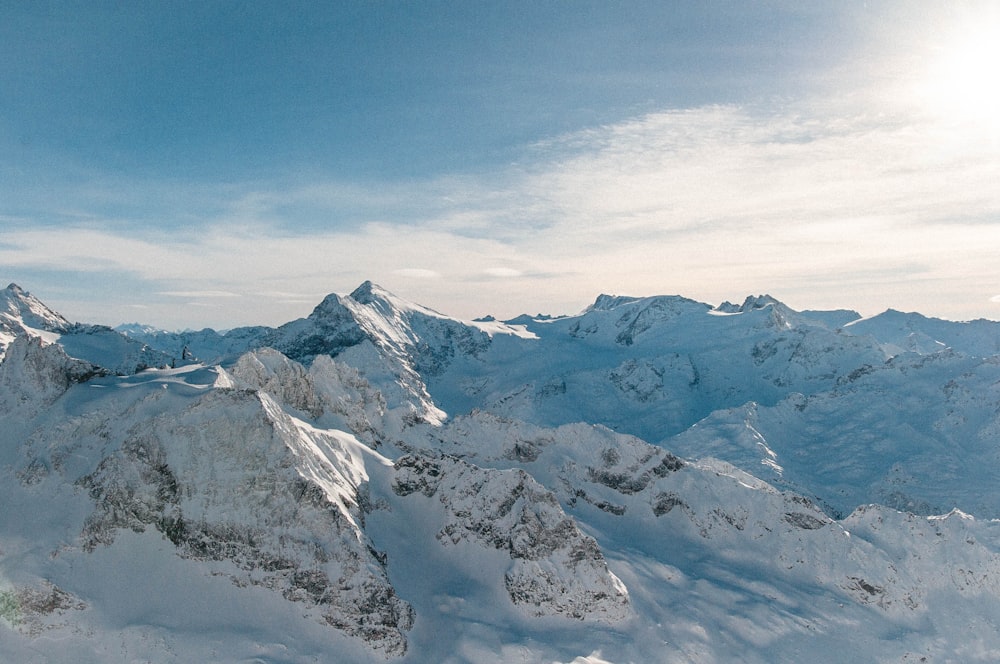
[0,581,87,637]
[230,347,325,417]
[392,453,630,622]
[308,354,391,446]
[0,335,106,417]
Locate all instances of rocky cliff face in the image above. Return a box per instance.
[0,335,106,418]
[392,453,630,622]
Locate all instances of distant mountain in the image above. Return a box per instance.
[843,307,1000,356]
[114,322,166,337]
[4,281,1000,663]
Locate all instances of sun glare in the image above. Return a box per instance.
[915,12,1000,136]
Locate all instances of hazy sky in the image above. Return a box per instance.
[3,1,999,329]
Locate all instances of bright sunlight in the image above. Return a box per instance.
[915,8,1000,135]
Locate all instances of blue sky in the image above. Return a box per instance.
[3,1,999,329]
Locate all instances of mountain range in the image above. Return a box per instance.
[3,280,1000,663]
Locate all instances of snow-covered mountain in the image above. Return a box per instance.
[1,284,173,374]
[4,281,1000,662]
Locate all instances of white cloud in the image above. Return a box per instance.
[158,290,241,298]
[392,268,442,279]
[4,99,1000,326]
[483,268,523,278]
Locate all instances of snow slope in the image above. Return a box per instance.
[4,282,1000,662]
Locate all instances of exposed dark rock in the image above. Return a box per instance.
[783,512,828,530]
[393,453,630,621]
[652,492,686,516]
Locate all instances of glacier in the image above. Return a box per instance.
[3,281,1000,662]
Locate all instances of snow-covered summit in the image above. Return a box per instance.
[1,283,71,333]
[585,293,643,312]
[275,281,535,362]
[114,322,165,337]
[345,280,536,340]
[843,307,1000,357]
[713,293,785,314]
[0,283,72,361]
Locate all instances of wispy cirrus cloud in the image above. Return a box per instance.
[482,268,524,279]
[515,102,1000,314]
[157,290,241,298]
[392,268,442,280]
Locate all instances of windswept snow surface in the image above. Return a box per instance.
[5,282,1000,662]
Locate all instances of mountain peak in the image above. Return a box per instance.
[740,294,783,311]
[347,281,447,320]
[715,294,786,314]
[349,280,384,305]
[588,294,642,312]
[308,292,353,321]
[307,282,412,327]
[0,283,71,332]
